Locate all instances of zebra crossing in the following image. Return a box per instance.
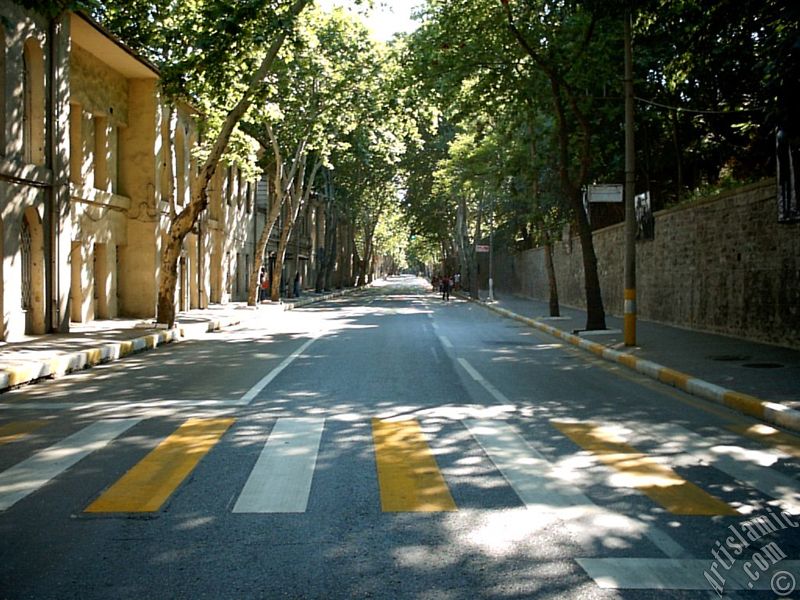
[0,415,797,517]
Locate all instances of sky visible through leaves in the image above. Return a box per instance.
[317,0,421,40]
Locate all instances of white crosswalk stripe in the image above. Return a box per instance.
[0,419,142,511]
[624,421,800,514]
[233,417,325,513]
[463,419,689,559]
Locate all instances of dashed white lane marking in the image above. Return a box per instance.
[238,334,323,404]
[438,334,453,349]
[457,358,511,404]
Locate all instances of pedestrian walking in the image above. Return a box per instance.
[441,275,451,301]
[258,266,268,302]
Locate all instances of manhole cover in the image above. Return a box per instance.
[708,355,750,362]
[742,362,784,369]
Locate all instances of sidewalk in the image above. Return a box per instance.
[0,288,356,392]
[463,291,800,432]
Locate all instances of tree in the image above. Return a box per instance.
[94,0,314,326]
[242,6,384,302]
[499,0,610,329]
[322,32,414,288]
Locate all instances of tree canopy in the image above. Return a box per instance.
[42,0,798,305]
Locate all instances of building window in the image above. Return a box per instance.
[226,166,233,206]
[69,103,81,185]
[20,217,32,311]
[108,122,119,194]
[237,171,243,208]
[23,38,45,166]
[176,124,186,206]
[159,106,170,203]
[94,116,108,191]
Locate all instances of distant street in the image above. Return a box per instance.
[1,276,798,599]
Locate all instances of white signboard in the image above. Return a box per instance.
[476,244,490,253]
[588,184,623,203]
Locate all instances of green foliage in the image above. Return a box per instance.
[398,0,797,261]
[70,0,797,271]
[373,202,411,270]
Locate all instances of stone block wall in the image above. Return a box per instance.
[493,180,800,349]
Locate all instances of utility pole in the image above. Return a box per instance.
[488,196,495,302]
[623,10,637,346]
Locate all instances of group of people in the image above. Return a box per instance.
[432,273,460,301]
[258,267,302,302]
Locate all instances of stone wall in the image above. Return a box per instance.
[492,180,800,349]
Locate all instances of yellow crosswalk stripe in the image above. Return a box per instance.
[552,421,737,516]
[85,417,234,513]
[727,423,800,459]
[372,419,457,512]
[0,421,45,445]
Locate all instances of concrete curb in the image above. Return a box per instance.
[282,286,362,310]
[0,315,241,393]
[0,286,360,393]
[468,297,800,434]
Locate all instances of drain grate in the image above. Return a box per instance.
[742,362,784,369]
[709,354,750,362]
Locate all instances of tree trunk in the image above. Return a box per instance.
[317,207,337,291]
[334,222,345,289]
[270,200,292,301]
[155,0,312,326]
[323,224,336,291]
[269,156,320,301]
[343,222,354,287]
[503,7,604,330]
[359,222,376,286]
[551,79,606,330]
[314,213,331,292]
[315,172,336,292]
[543,235,560,317]
[246,174,284,305]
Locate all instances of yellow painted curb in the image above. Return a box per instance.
[85,348,102,366]
[723,391,766,420]
[658,367,691,389]
[461,293,800,434]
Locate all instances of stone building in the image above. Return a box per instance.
[0,4,261,341]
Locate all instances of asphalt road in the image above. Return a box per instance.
[0,276,798,599]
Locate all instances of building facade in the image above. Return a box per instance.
[0,4,265,341]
